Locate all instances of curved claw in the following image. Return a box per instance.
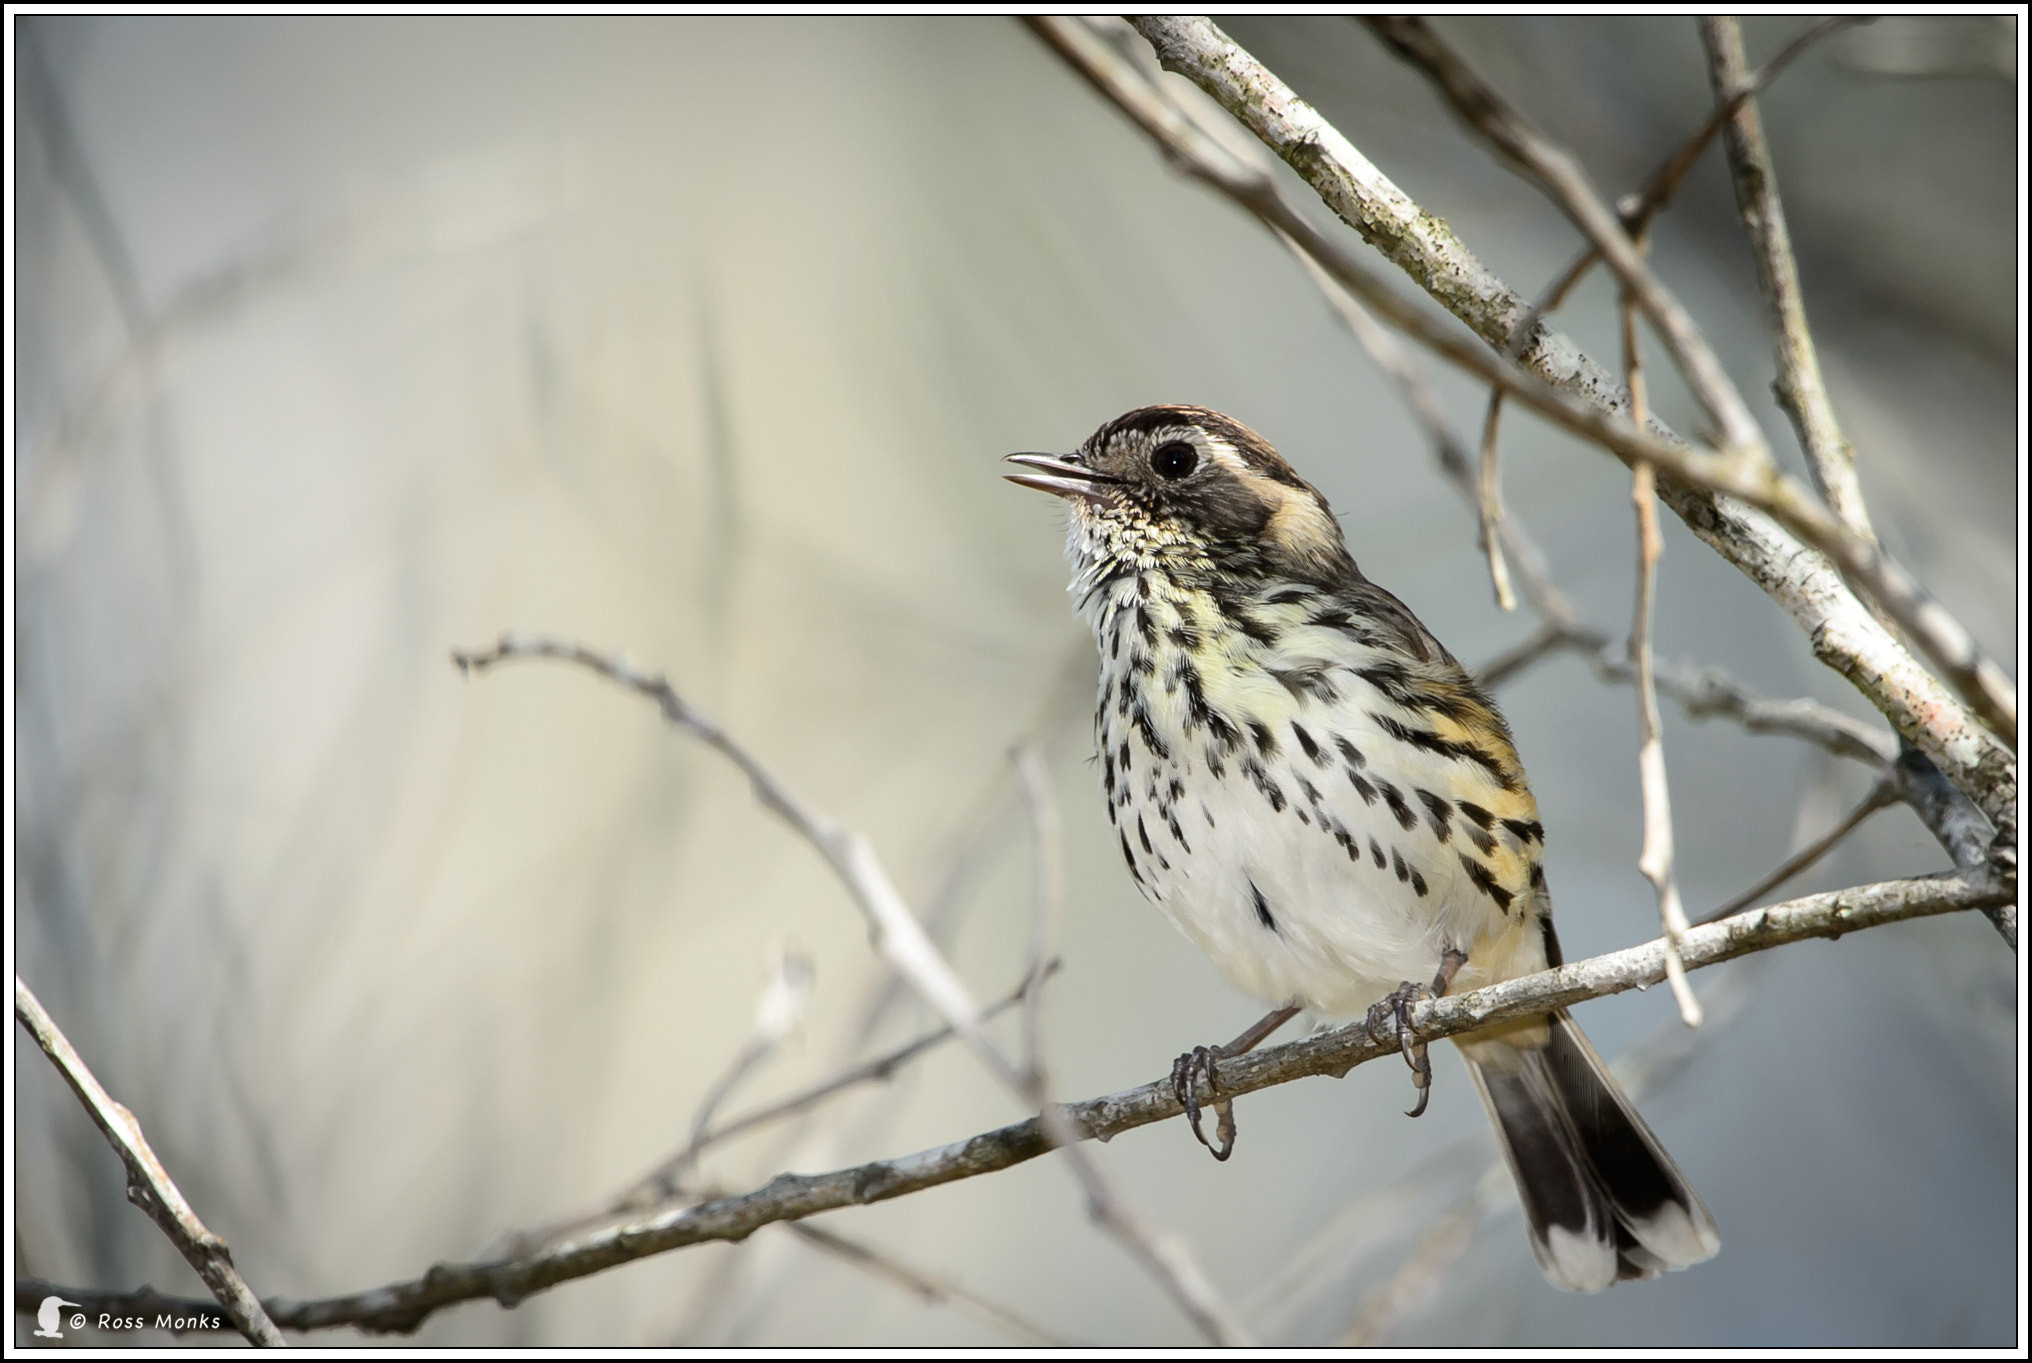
[1367,979,1435,1119]
[1170,1046,1237,1160]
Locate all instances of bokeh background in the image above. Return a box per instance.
[12,15,2019,1347]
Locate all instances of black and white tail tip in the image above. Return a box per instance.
[1465,1010,1721,1293]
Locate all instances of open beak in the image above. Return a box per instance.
[1004,452,1121,506]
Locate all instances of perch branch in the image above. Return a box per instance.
[20,867,2004,1336]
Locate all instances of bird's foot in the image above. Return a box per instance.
[1170,1046,1238,1161]
[1169,1004,1299,1160]
[1367,981,1434,1118]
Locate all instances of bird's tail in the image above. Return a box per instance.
[1458,1010,1720,1293]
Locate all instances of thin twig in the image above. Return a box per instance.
[1361,16,1763,455]
[781,1222,1071,1347]
[20,866,2004,1336]
[1701,17,1874,542]
[680,943,814,1174]
[1098,16,2014,813]
[1471,622,1572,691]
[1498,16,1861,373]
[14,979,286,1347]
[451,634,1025,1093]
[1621,290,1702,1027]
[1012,746,1251,1345]
[1012,747,1063,1078]
[1700,777,1899,924]
[500,949,1058,1258]
[1276,230,1512,610]
[1473,395,1517,611]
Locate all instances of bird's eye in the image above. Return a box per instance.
[1151,441,1198,480]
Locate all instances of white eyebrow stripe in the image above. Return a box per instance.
[1197,434,1252,476]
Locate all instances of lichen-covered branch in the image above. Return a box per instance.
[1101,16,2014,806]
[14,979,286,1347]
[1356,15,2014,750]
[1360,16,1765,457]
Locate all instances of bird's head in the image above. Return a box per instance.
[1006,405,1356,588]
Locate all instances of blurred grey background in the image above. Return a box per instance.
[12,15,2018,1347]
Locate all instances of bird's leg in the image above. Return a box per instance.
[1366,947,1470,1118]
[1171,1004,1301,1161]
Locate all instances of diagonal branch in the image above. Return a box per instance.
[1095,16,2014,811]
[1464,16,1858,614]
[1274,156,1996,944]
[1700,16,1873,542]
[1351,16,2013,747]
[780,1222,1070,1347]
[451,634,1026,1094]
[1700,776,1899,925]
[14,979,286,1347]
[1360,16,1765,458]
[18,866,2005,1336]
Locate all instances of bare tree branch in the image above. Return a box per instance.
[1283,199,1988,947]
[1093,16,2014,812]
[1700,16,1874,542]
[14,978,286,1347]
[1265,82,1992,945]
[19,867,2002,1337]
[1284,237,1889,776]
[1353,15,2014,747]
[1361,17,1763,456]
[1462,17,1859,621]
